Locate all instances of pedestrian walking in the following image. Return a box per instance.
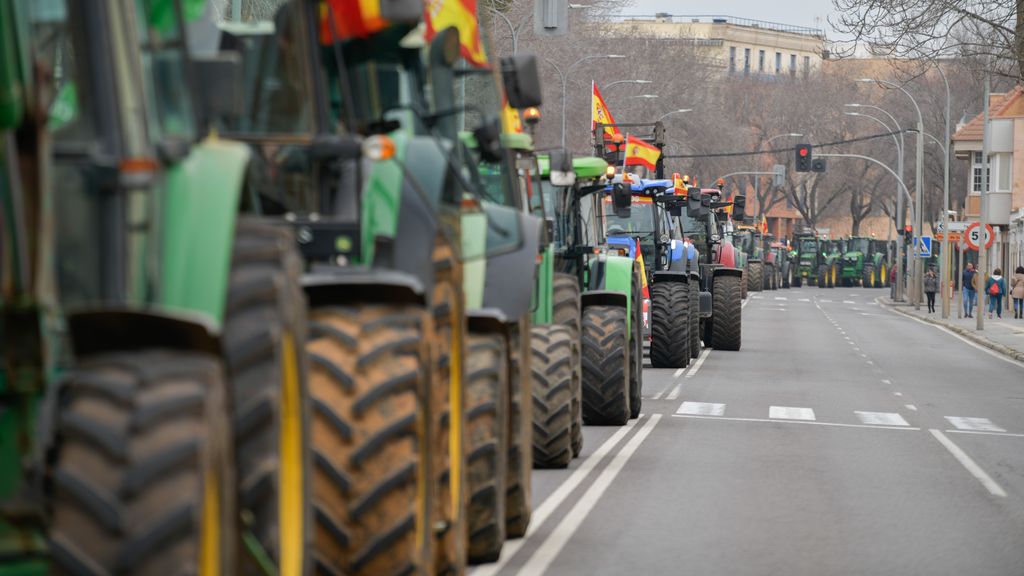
[924,269,939,313]
[1011,265,1024,319]
[985,268,1006,319]
[962,262,977,318]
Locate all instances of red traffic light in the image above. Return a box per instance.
[798,147,809,157]
[904,225,912,233]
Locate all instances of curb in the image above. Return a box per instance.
[877,298,1024,364]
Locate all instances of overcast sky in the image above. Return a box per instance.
[614,0,840,36]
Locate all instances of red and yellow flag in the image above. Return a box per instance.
[502,102,523,133]
[592,82,621,139]
[319,0,389,43]
[424,0,487,67]
[761,214,768,234]
[624,135,660,171]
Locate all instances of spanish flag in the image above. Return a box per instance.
[761,214,769,234]
[592,82,621,139]
[424,0,488,67]
[624,135,660,171]
[319,0,389,43]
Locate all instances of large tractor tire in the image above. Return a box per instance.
[430,235,468,573]
[829,264,838,288]
[817,264,828,289]
[530,325,574,469]
[551,273,583,458]
[879,262,889,288]
[689,281,701,360]
[50,350,237,575]
[748,262,763,293]
[505,320,533,539]
[224,218,310,575]
[629,266,644,419]
[863,264,875,288]
[710,274,742,351]
[464,332,509,564]
[793,273,802,288]
[308,306,426,575]
[581,305,630,425]
[649,282,690,369]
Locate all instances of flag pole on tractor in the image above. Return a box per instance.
[592,81,622,149]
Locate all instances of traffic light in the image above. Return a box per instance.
[811,158,826,173]
[795,144,812,172]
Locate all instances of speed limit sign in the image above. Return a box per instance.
[964,221,994,251]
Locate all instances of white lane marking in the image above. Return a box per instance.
[843,300,856,304]
[471,420,640,576]
[855,411,909,426]
[751,294,763,299]
[866,360,874,365]
[821,299,833,303]
[650,390,664,401]
[673,414,920,431]
[893,392,903,397]
[673,368,685,378]
[684,348,711,378]
[947,429,1024,438]
[852,307,863,311]
[515,415,662,576]
[677,401,725,416]
[741,298,750,309]
[774,296,788,301]
[882,379,892,385]
[905,404,918,411]
[769,406,816,421]
[799,298,810,302]
[860,353,868,358]
[664,380,685,401]
[945,416,1006,433]
[930,429,1007,497]
[850,293,860,297]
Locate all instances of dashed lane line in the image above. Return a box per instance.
[513,415,663,576]
[470,419,641,576]
[684,349,711,378]
[946,416,1006,433]
[930,429,1007,498]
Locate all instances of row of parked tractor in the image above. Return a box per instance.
[732,229,897,292]
[0,1,751,575]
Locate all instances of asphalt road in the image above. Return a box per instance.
[474,286,1024,576]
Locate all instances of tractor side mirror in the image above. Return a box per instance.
[612,183,631,218]
[700,194,712,217]
[549,149,575,187]
[669,204,682,217]
[501,54,543,109]
[687,190,703,218]
[380,0,423,21]
[732,194,746,221]
[192,53,242,131]
[473,118,503,163]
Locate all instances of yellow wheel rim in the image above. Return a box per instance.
[200,466,221,576]
[279,332,304,576]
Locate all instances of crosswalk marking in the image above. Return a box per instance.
[774,296,788,301]
[677,401,725,416]
[945,416,1006,432]
[820,299,832,302]
[799,298,810,302]
[843,300,856,304]
[855,411,909,426]
[769,406,816,421]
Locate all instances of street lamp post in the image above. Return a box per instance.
[859,78,926,310]
[625,94,658,100]
[547,54,626,149]
[845,108,907,301]
[656,109,693,123]
[933,63,953,319]
[753,133,803,225]
[605,79,652,90]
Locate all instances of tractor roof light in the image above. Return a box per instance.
[605,165,616,179]
[363,135,396,161]
[523,106,541,126]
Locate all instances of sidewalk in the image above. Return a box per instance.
[880,295,1024,363]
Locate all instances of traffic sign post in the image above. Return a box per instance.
[913,236,932,258]
[964,221,994,251]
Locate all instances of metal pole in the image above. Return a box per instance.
[958,239,964,318]
[978,72,991,330]
[936,63,952,318]
[914,118,924,310]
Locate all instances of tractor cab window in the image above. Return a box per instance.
[799,239,817,254]
[849,238,870,254]
[542,180,575,252]
[133,0,197,142]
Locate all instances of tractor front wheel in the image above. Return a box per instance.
[817,265,828,289]
[863,264,876,289]
[689,281,701,360]
[552,273,583,458]
[748,262,763,293]
[710,275,742,351]
[530,325,574,469]
[581,305,630,425]
[649,282,690,368]
[505,320,533,539]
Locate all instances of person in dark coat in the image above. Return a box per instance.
[924,269,939,313]
[962,262,977,318]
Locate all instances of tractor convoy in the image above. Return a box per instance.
[0,1,765,574]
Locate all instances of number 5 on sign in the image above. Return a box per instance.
[964,222,994,251]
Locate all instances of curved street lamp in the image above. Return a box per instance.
[606,79,652,90]
[547,54,627,148]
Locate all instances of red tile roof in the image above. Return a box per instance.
[952,86,1024,142]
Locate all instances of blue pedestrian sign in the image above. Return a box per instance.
[914,236,932,257]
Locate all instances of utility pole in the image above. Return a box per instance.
[978,72,991,330]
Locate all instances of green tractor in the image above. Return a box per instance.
[792,232,821,287]
[3,1,313,573]
[839,236,891,287]
[817,238,843,289]
[733,225,764,294]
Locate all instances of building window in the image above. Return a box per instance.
[775,52,782,74]
[803,55,811,77]
[972,151,993,192]
[758,49,765,72]
[744,48,750,74]
[790,54,796,76]
[729,47,736,73]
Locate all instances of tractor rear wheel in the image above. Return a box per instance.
[308,306,426,575]
[50,350,236,575]
[817,265,828,289]
[551,273,583,458]
[793,273,802,288]
[830,265,838,288]
[465,332,509,564]
[748,262,763,293]
[629,266,644,419]
[710,274,742,351]
[863,264,875,288]
[649,282,689,368]
[224,217,310,575]
[689,281,701,360]
[879,263,889,288]
[530,325,574,468]
[581,305,630,425]
[505,320,533,539]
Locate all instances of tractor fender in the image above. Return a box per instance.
[581,290,628,310]
[67,309,221,358]
[467,307,509,334]
[713,267,743,279]
[482,209,542,320]
[716,241,738,268]
[302,267,425,307]
[652,271,688,284]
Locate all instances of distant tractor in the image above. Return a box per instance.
[839,237,892,287]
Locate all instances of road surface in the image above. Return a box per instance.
[475,287,1024,576]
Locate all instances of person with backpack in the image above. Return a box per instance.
[962,262,977,318]
[1011,266,1024,319]
[985,268,1006,319]
[923,269,939,313]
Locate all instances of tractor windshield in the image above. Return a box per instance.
[799,239,817,254]
[849,238,870,254]
[603,196,655,238]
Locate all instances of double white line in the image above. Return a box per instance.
[473,414,663,576]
